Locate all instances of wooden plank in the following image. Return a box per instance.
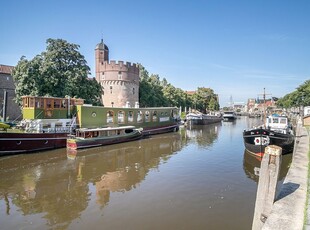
[252,145,282,230]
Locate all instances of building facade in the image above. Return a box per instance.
[0,64,21,121]
[95,39,140,108]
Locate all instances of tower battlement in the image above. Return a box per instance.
[100,60,139,74]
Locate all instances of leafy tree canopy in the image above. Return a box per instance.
[277,80,310,108]
[13,38,102,105]
[138,64,220,112]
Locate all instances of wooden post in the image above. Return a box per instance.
[252,145,282,230]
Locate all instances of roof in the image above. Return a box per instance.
[0,65,14,74]
[185,91,196,95]
[95,39,109,50]
[78,126,136,132]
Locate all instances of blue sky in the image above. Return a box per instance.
[1,0,309,107]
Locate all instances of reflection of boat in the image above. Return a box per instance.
[67,126,143,150]
[243,114,294,157]
[243,149,292,183]
[185,122,221,148]
[0,96,83,156]
[243,150,262,182]
[186,112,222,125]
[223,111,237,121]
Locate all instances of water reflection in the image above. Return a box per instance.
[0,132,184,229]
[184,123,221,148]
[1,119,261,230]
[67,132,183,208]
[243,150,292,183]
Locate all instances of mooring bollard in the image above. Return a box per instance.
[252,145,282,230]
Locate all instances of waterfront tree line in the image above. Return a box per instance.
[277,80,310,109]
[12,38,220,112]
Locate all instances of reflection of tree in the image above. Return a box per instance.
[9,163,89,229]
[184,123,221,148]
[0,132,184,228]
[0,152,89,229]
[71,132,183,208]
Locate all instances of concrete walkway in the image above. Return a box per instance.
[262,122,309,230]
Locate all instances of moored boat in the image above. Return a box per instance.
[186,112,222,125]
[1,96,180,156]
[74,104,179,136]
[67,126,143,150]
[0,96,83,156]
[243,114,295,157]
[223,111,237,121]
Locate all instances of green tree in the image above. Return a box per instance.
[13,38,102,105]
[138,64,220,110]
[277,80,310,108]
[139,65,168,107]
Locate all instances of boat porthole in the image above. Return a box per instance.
[45,140,48,144]
[16,141,21,145]
[92,112,96,117]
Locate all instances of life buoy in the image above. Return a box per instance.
[254,137,270,145]
[254,137,261,145]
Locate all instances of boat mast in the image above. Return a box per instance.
[258,88,271,127]
[263,88,266,127]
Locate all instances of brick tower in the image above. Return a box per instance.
[95,39,140,108]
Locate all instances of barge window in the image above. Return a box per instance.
[280,118,287,124]
[118,110,125,124]
[29,97,35,108]
[107,110,114,124]
[23,97,29,107]
[128,111,134,123]
[36,98,44,108]
[62,100,67,108]
[145,111,150,122]
[153,111,157,122]
[272,118,279,123]
[137,111,143,123]
[172,109,178,118]
[54,99,60,108]
[46,99,53,108]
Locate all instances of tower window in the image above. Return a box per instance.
[110,86,113,94]
[118,71,122,80]
[101,72,105,80]
[133,88,135,94]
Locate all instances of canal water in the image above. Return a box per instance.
[0,116,292,230]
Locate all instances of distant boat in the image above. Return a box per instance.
[243,114,295,157]
[67,126,143,150]
[186,112,222,125]
[223,111,237,121]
